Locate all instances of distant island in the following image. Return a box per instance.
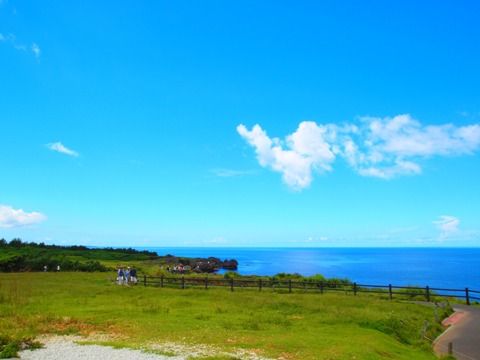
[0,238,237,273]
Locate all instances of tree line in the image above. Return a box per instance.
[0,238,157,273]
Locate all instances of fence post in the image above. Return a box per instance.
[320,281,324,294]
[230,278,234,292]
[448,342,453,355]
[353,282,357,296]
[143,274,146,287]
[205,276,208,290]
[259,279,262,291]
[160,275,164,288]
[388,284,393,300]
[288,279,292,293]
[426,286,430,302]
[181,276,185,289]
[466,288,470,305]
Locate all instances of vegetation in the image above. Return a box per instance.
[0,239,460,358]
[0,272,453,359]
[0,240,354,285]
[0,238,158,273]
[0,335,42,359]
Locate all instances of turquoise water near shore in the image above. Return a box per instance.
[140,247,480,290]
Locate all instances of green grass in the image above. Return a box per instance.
[0,272,451,359]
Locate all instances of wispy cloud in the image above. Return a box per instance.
[0,32,40,58]
[433,215,460,239]
[31,43,41,58]
[211,168,256,177]
[238,115,480,190]
[46,142,79,157]
[347,115,480,179]
[203,236,228,245]
[0,204,47,228]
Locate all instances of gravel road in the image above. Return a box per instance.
[11,336,270,360]
[15,337,187,360]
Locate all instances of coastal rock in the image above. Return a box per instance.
[163,255,238,273]
[222,259,238,270]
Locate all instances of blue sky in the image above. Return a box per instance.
[1,0,480,247]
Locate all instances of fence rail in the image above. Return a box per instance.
[140,275,480,305]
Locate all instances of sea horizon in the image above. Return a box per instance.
[131,246,480,291]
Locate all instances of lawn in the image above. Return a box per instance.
[0,272,450,359]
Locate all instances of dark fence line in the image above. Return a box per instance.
[141,275,480,305]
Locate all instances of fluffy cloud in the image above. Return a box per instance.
[0,205,47,228]
[46,142,79,157]
[238,115,480,189]
[433,215,460,239]
[237,122,337,190]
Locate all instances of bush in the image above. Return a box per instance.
[0,335,42,359]
[0,342,19,359]
[271,273,304,281]
[0,255,108,273]
[223,271,241,279]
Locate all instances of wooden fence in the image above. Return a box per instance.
[141,275,480,305]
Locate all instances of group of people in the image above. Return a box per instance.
[43,265,61,272]
[166,264,191,274]
[117,267,137,285]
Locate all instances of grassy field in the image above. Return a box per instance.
[0,272,453,359]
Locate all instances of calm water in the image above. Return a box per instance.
[139,247,480,290]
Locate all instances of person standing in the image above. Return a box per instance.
[117,268,124,285]
[125,267,131,285]
[130,268,137,284]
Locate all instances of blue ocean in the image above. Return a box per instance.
[139,247,480,290]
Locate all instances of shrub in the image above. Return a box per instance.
[223,271,240,279]
[0,335,41,359]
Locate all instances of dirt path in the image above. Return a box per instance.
[14,337,185,360]
[434,304,480,360]
[11,335,271,360]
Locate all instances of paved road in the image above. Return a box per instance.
[434,304,480,360]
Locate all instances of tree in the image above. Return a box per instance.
[9,238,23,248]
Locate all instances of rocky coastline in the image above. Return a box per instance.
[162,254,238,273]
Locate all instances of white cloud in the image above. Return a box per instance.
[203,236,228,245]
[346,115,480,178]
[0,205,47,228]
[433,215,460,239]
[238,115,480,189]
[31,43,40,58]
[356,160,422,179]
[0,32,41,58]
[46,142,79,157]
[237,122,337,190]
